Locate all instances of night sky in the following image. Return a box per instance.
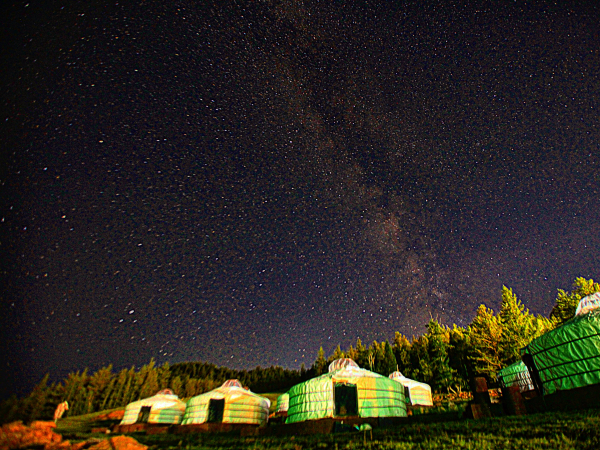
[1,0,599,400]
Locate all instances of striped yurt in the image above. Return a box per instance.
[181,380,270,426]
[120,389,186,425]
[388,372,433,406]
[286,358,407,423]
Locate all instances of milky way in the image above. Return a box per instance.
[1,0,599,399]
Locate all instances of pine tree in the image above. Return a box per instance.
[355,338,369,368]
[468,305,503,381]
[370,341,386,374]
[330,344,345,362]
[345,345,358,361]
[0,395,22,424]
[89,365,114,411]
[106,368,129,409]
[392,332,411,375]
[409,335,432,384]
[121,368,137,406]
[63,369,90,416]
[24,374,50,421]
[312,347,327,376]
[139,363,159,399]
[448,324,470,390]
[184,378,200,398]
[171,376,183,397]
[99,378,116,411]
[497,286,552,366]
[381,341,397,376]
[426,320,454,392]
[157,362,172,390]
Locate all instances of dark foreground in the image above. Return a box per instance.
[58,408,600,450]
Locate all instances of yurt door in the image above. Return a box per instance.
[207,398,225,423]
[334,383,358,416]
[137,406,151,423]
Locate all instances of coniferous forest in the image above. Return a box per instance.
[1,277,597,424]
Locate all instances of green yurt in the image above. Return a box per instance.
[120,389,186,425]
[181,380,270,426]
[497,360,534,393]
[522,294,600,396]
[276,392,289,413]
[388,371,433,406]
[286,358,407,423]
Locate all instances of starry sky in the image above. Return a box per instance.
[1,0,599,400]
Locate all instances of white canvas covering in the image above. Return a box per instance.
[389,371,433,406]
[328,358,359,372]
[576,292,600,316]
[120,389,186,425]
[181,379,271,426]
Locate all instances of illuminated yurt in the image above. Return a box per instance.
[522,293,600,396]
[276,392,289,414]
[120,389,186,425]
[388,371,433,406]
[181,380,270,426]
[497,360,534,393]
[285,358,407,423]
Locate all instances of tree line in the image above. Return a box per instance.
[1,277,597,424]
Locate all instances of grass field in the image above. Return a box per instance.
[55,404,600,449]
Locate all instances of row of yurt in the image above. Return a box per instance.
[119,381,270,427]
[119,359,433,429]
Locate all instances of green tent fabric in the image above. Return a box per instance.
[286,359,407,423]
[181,379,271,426]
[497,360,534,392]
[276,393,289,413]
[120,389,186,425]
[523,308,600,396]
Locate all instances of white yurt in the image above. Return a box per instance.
[181,379,270,426]
[388,371,433,406]
[120,389,186,425]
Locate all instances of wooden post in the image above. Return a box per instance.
[471,377,492,419]
[503,385,527,416]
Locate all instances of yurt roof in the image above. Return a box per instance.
[191,379,271,407]
[389,371,431,390]
[293,359,392,390]
[328,358,359,372]
[125,390,185,409]
[497,360,529,379]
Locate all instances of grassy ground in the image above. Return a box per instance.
[56,408,124,439]
[134,409,600,450]
[55,403,600,449]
